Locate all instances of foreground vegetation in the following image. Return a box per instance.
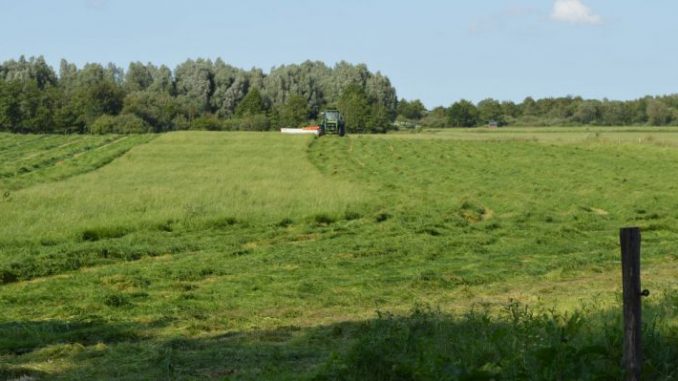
[0,128,676,380]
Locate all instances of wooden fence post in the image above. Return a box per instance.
[620,227,642,381]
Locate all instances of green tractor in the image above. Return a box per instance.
[319,109,346,137]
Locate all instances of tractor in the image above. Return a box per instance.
[319,109,346,137]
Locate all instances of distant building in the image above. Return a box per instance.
[488,120,499,128]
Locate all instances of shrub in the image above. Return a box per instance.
[314,302,678,381]
[88,114,151,134]
[222,114,271,131]
[239,114,271,131]
[190,115,223,131]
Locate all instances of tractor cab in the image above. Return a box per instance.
[319,110,346,136]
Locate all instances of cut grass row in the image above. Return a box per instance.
[0,133,155,191]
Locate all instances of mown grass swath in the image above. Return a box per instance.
[0,128,676,380]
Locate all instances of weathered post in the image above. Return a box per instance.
[620,227,642,381]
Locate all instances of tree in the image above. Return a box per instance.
[123,90,179,132]
[70,76,125,128]
[646,99,673,126]
[0,56,56,89]
[397,99,427,120]
[501,101,521,120]
[365,72,398,120]
[0,80,21,131]
[338,84,371,133]
[328,62,370,102]
[212,73,249,117]
[63,63,126,130]
[275,94,310,127]
[148,65,174,94]
[263,61,328,115]
[124,62,154,92]
[600,100,633,126]
[573,101,601,124]
[448,100,479,127]
[0,79,59,133]
[477,98,504,125]
[420,106,448,128]
[16,80,57,133]
[235,87,266,117]
[89,114,151,134]
[521,96,537,116]
[175,59,214,113]
[367,103,393,133]
[58,59,79,90]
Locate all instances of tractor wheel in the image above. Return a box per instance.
[338,124,346,137]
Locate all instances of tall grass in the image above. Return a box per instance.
[315,300,677,381]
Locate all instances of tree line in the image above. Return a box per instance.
[0,56,397,134]
[2,56,678,135]
[406,95,678,128]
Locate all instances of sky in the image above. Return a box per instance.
[1,0,677,108]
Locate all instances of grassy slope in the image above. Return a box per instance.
[0,129,676,380]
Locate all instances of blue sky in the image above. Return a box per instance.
[1,0,677,108]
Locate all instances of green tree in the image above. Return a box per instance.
[275,94,310,127]
[448,100,479,127]
[124,62,154,92]
[148,65,174,94]
[71,78,125,128]
[0,56,57,89]
[175,59,214,113]
[123,91,179,132]
[53,63,126,130]
[235,87,266,117]
[365,73,398,120]
[263,61,328,115]
[646,99,673,126]
[573,101,601,124]
[599,100,633,126]
[397,99,427,120]
[58,59,79,91]
[420,106,449,128]
[211,61,246,117]
[338,84,370,133]
[0,79,59,133]
[367,103,393,133]
[477,98,504,125]
[0,80,21,131]
[17,80,57,133]
[521,96,538,116]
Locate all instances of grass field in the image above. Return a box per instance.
[0,128,676,380]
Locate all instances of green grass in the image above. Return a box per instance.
[0,129,676,380]
[0,134,155,192]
